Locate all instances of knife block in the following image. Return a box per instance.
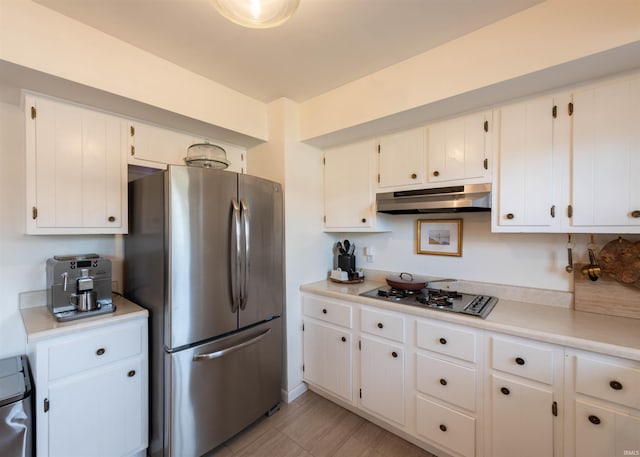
[337,254,356,274]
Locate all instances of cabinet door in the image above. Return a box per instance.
[572,76,640,228]
[128,121,247,173]
[377,128,425,189]
[575,400,640,457]
[427,111,490,183]
[360,336,405,425]
[48,359,145,457]
[495,97,556,228]
[490,374,555,457]
[26,96,126,234]
[303,320,352,401]
[324,140,382,231]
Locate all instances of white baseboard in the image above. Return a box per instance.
[281,382,308,404]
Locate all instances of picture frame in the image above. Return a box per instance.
[417,219,462,256]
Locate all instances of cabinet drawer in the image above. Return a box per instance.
[416,353,476,412]
[575,354,640,409]
[490,335,554,384]
[303,295,352,328]
[360,307,405,343]
[48,322,144,380]
[416,395,475,457]
[416,320,476,362]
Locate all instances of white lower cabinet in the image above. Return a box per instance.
[302,295,353,401]
[359,335,405,425]
[415,318,480,457]
[301,292,640,457]
[486,333,564,457]
[489,374,554,457]
[359,306,406,425]
[29,317,148,457]
[565,349,640,457]
[416,396,476,457]
[303,320,352,401]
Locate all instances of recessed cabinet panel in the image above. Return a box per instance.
[377,128,426,189]
[324,140,389,232]
[489,374,554,457]
[303,320,352,401]
[495,98,555,228]
[25,94,127,234]
[360,336,405,425]
[572,76,640,227]
[427,111,491,184]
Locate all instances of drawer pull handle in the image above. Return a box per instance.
[609,380,623,391]
[391,351,398,358]
[439,337,447,345]
[588,415,601,425]
[500,387,510,396]
[506,213,515,220]
[377,322,384,329]
[411,173,417,179]
[439,424,447,432]
[127,370,136,378]
[341,336,346,342]
[515,357,525,366]
[96,348,106,356]
[322,308,327,314]
[439,378,447,386]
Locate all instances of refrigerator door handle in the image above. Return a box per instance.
[231,199,242,313]
[191,328,271,362]
[240,199,250,310]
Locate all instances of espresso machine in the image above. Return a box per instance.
[46,254,115,321]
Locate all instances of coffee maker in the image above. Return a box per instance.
[46,254,115,321]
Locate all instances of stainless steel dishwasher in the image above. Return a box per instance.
[0,355,33,457]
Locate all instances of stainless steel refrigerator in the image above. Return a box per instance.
[124,165,284,457]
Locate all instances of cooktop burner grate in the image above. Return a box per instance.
[360,286,498,318]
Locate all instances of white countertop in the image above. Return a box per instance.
[301,279,640,361]
[21,294,148,342]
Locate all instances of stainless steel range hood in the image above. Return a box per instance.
[376,183,491,214]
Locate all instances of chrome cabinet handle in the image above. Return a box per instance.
[193,328,271,362]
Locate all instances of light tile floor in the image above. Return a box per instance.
[207,390,437,457]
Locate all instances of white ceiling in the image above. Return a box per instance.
[34,0,543,103]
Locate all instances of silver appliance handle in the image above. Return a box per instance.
[192,328,271,362]
[231,199,242,313]
[240,199,250,310]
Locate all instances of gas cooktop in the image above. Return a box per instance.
[360,286,498,319]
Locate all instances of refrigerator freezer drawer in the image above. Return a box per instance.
[165,318,282,457]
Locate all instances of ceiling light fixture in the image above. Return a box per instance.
[211,0,300,29]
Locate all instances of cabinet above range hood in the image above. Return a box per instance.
[376,183,491,214]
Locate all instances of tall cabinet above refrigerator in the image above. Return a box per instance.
[124,165,284,457]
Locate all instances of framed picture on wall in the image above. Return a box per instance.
[417,219,462,256]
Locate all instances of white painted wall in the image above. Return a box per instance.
[0,101,122,358]
[300,0,640,144]
[248,99,331,400]
[325,214,640,294]
[0,0,267,142]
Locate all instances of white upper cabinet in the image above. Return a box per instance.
[128,121,246,174]
[571,75,640,229]
[493,73,640,233]
[377,128,426,190]
[427,110,492,185]
[493,96,567,232]
[25,94,128,235]
[323,140,390,232]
